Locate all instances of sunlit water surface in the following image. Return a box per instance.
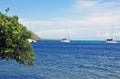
[0,41,120,79]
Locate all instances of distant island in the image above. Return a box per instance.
[31,31,50,40]
[31,31,61,41]
[30,31,41,40]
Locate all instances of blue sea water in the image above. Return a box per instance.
[1,40,120,79]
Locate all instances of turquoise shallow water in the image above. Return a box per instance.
[0,40,120,79]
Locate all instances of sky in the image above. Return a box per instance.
[1,0,120,40]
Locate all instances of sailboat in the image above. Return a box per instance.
[61,38,70,43]
[106,39,117,43]
[61,27,71,43]
[27,20,37,43]
[106,25,117,44]
[28,39,37,43]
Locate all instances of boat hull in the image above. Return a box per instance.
[61,40,70,43]
[106,40,117,44]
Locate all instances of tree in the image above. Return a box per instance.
[0,12,35,66]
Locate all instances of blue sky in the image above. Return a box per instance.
[1,0,120,40]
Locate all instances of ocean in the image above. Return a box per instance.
[0,40,120,79]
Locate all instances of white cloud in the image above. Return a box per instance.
[19,0,120,40]
[96,32,111,38]
[72,0,120,12]
[35,29,73,39]
[86,16,120,25]
[19,15,120,40]
[73,0,98,9]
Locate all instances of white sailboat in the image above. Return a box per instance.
[61,27,71,43]
[28,20,37,43]
[106,25,117,44]
[61,38,70,43]
[106,39,117,43]
[28,39,37,43]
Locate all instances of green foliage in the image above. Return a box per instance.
[0,12,35,66]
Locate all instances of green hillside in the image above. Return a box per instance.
[30,31,41,40]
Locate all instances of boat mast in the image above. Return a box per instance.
[65,26,70,40]
[112,24,117,40]
[29,20,32,31]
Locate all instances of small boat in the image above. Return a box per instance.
[27,21,37,43]
[28,39,37,43]
[61,26,71,43]
[106,25,117,44]
[106,39,117,44]
[61,38,70,43]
